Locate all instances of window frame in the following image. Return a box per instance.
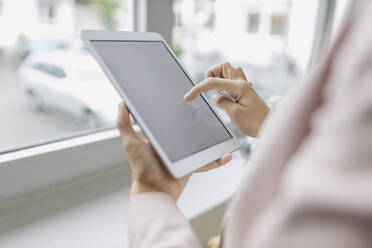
[0,1,4,19]
[0,0,339,201]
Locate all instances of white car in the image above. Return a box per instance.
[18,50,121,127]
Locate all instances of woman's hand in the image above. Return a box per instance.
[184,62,270,137]
[117,102,232,201]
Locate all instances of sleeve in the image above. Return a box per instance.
[246,79,372,247]
[222,2,372,246]
[244,6,372,247]
[128,192,202,248]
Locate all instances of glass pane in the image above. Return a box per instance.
[0,0,131,153]
[173,0,320,107]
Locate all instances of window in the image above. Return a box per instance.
[271,13,287,35]
[38,2,56,23]
[0,0,352,202]
[247,13,260,33]
[0,0,349,155]
[0,0,131,154]
[173,0,320,108]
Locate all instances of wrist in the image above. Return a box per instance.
[252,107,270,137]
[130,181,172,199]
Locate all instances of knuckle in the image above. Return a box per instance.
[203,78,215,87]
[223,61,231,67]
[124,137,139,150]
[240,81,250,91]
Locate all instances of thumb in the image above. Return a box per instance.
[117,102,140,145]
[212,94,236,114]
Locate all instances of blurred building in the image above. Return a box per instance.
[174,0,318,74]
[0,0,75,52]
[214,0,291,66]
[0,0,130,55]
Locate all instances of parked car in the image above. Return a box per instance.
[18,50,121,128]
[16,38,69,59]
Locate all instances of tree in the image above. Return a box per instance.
[76,0,120,29]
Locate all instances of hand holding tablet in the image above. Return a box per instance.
[81,30,240,178]
[117,101,232,200]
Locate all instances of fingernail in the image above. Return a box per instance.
[184,92,190,100]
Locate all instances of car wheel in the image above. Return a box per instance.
[27,90,45,110]
[80,108,101,128]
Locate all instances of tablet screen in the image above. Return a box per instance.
[91,40,232,162]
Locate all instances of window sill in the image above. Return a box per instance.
[0,122,247,219]
[0,127,137,201]
[0,148,246,247]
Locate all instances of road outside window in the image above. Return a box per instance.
[0,0,131,153]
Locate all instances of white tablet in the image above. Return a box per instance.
[81,30,240,178]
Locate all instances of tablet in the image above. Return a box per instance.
[81,30,240,178]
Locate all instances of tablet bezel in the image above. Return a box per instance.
[81,30,240,178]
